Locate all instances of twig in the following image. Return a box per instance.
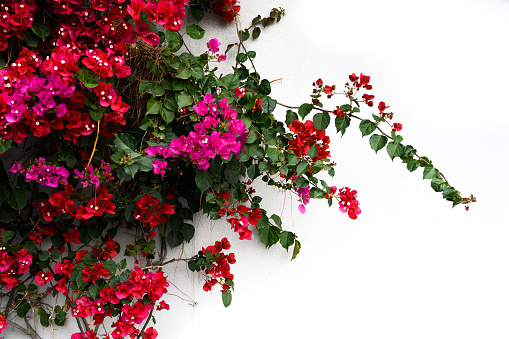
[276,101,451,184]
[87,119,101,167]
[7,320,37,339]
[135,308,154,339]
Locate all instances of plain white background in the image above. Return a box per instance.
[6,0,509,338]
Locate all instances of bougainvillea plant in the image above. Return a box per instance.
[0,1,476,338]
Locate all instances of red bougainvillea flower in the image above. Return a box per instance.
[288,120,330,162]
[0,313,6,333]
[392,122,402,132]
[234,87,245,97]
[143,327,158,339]
[332,106,345,117]
[135,20,160,46]
[156,300,170,311]
[34,271,53,286]
[210,0,240,22]
[338,187,361,220]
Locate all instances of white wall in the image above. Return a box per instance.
[6,0,509,338]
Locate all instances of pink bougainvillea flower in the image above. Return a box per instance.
[218,54,227,62]
[203,93,214,104]
[298,204,306,214]
[207,38,221,53]
[153,159,167,176]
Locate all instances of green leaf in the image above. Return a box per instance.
[176,92,193,110]
[189,64,204,79]
[359,119,377,137]
[31,19,51,41]
[105,260,117,276]
[185,24,205,39]
[258,225,280,248]
[431,176,448,192]
[287,154,299,166]
[190,5,205,22]
[236,53,248,63]
[308,146,318,158]
[146,96,162,115]
[252,27,261,39]
[50,249,60,260]
[258,79,271,95]
[38,308,50,327]
[309,187,326,199]
[136,156,154,172]
[313,112,330,131]
[195,170,214,194]
[1,230,15,242]
[285,110,298,127]
[247,51,256,59]
[39,251,50,262]
[57,149,78,168]
[298,103,313,119]
[217,74,240,91]
[406,159,420,172]
[261,96,277,114]
[0,139,12,154]
[114,133,137,153]
[22,29,39,47]
[296,162,309,175]
[423,165,438,180]
[161,108,175,124]
[88,283,100,299]
[0,205,16,223]
[291,240,301,261]
[182,223,195,242]
[266,148,281,162]
[165,31,184,52]
[270,214,282,228]
[335,115,351,136]
[8,188,27,212]
[369,134,388,153]
[124,164,138,178]
[238,30,250,41]
[386,141,404,161]
[222,290,232,307]
[118,259,127,270]
[167,231,184,248]
[279,231,295,251]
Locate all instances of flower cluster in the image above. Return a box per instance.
[226,205,262,240]
[74,160,114,188]
[337,187,361,220]
[134,194,175,228]
[127,0,188,37]
[291,175,311,214]
[207,38,227,62]
[34,184,76,222]
[201,238,235,292]
[75,185,116,220]
[146,94,247,170]
[10,158,69,188]
[68,266,169,339]
[0,248,32,290]
[0,0,36,51]
[209,0,240,22]
[288,120,331,162]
